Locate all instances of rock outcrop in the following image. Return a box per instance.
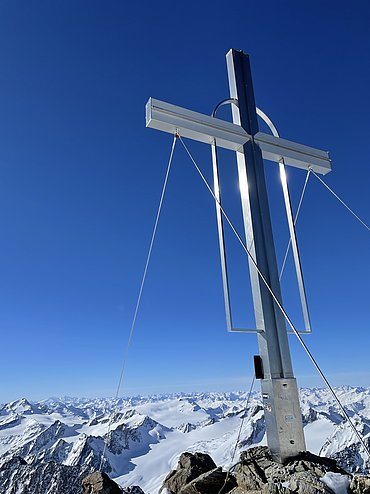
[159,448,358,494]
[160,452,218,493]
[229,447,349,494]
[82,472,123,493]
[81,472,145,494]
[179,466,237,494]
[121,488,145,494]
[351,476,370,494]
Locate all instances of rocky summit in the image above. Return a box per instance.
[159,447,370,494]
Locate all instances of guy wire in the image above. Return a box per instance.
[99,135,178,472]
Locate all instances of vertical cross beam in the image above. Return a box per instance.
[226,49,306,461]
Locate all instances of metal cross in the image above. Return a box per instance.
[145,49,331,462]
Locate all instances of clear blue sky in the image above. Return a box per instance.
[0,1,369,402]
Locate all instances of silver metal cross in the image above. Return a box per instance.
[145,49,331,462]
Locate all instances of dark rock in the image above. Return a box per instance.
[238,416,265,449]
[288,471,333,494]
[160,452,217,494]
[330,444,368,474]
[178,423,197,433]
[82,471,123,493]
[121,487,145,494]
[302,409,318,426]
[233,447,273,490]
[351,476,370,494]
[286,450,348,474]
[180,467,237,494]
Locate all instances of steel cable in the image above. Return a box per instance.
[217,375,255,494]
[310,169,370,231]
[231,376,256,464]
[99,135,178,472]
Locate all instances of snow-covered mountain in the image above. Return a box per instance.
[0,387,369,493]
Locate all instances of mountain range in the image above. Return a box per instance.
[0,387,369,493]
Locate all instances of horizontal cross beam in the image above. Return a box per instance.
[146,98,248,151]
[146,98,331,175]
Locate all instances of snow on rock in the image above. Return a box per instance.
[0,456,84,494]
[320,418,370,473]
[0,413,21,431]
[2,398,46,416]
[177,423,197,433]
[4,419,78,464]
[321,472,350,494]
[67,434,105,474]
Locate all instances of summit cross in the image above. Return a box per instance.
[145,49,331,462]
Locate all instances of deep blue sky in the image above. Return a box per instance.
[0,1,369,402]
